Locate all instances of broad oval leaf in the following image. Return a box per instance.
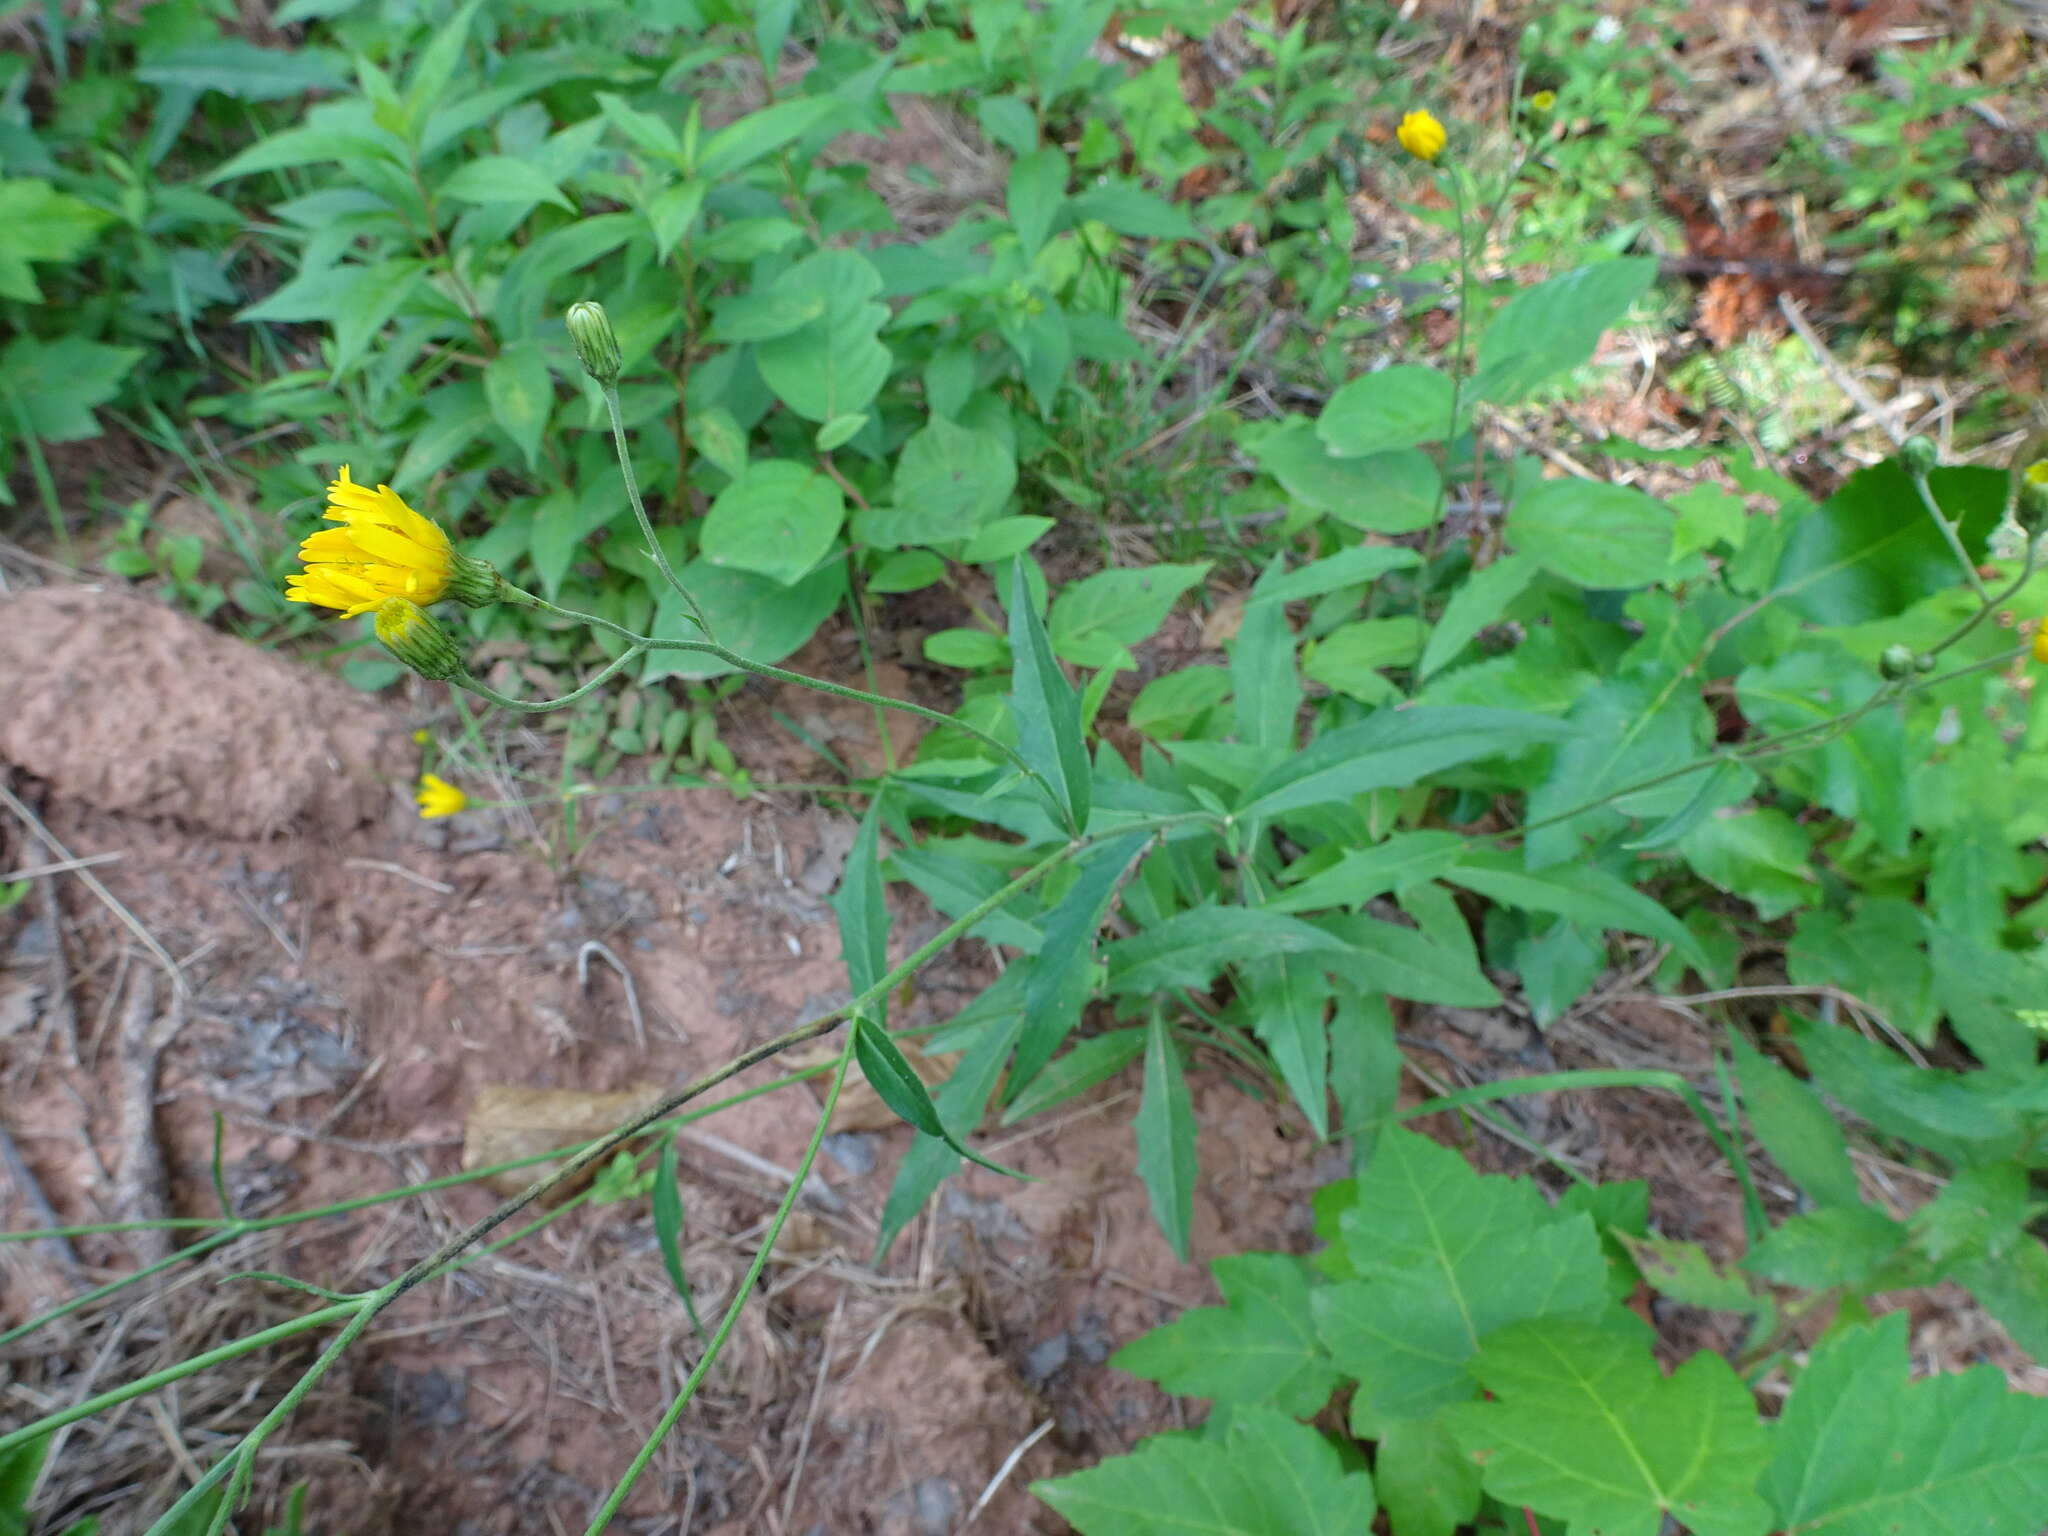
[1507,478,1673,589]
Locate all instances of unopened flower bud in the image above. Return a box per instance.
[2020,461,2048,528]
[565,300,622,385]
[1879,644,1917,681]
[1900,435,1938,478]
[375,597,468,682]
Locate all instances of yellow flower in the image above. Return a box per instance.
[1397,109,1447,162]
[416,773,467,819]
[412,728,431,746]
[2034,623,2048,666]
[286,467,456,618]
[1530,90,1557,112]
[2026,460,2048,488]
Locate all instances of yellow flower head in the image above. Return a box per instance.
[1530,90,1557,112]
[416,773,467,820]
[2026,460,2048,488]
[413,728,431,745]
[286,467,455,619]
[1397,109,1447,163]
[2035,623,2048,667]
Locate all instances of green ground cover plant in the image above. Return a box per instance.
[2,0,2046,1530]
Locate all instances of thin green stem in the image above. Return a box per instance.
[211,1300,383,1530]
[583,1036,856,1533]
[601,382,713,637]
[0,1303,357,1458]
[455,645,645,713]
[1493,645,2026,848]
[8,397,68,559]
[0,1229,237,1348]
[1924,543,2040,660]
[500,584,1062,808]
[1910,469,1990,603]
[1402,1066,1767,1238]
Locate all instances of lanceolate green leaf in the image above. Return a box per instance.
[1012,832,1150,1097]
[695,95,844,180]
[1006,559,1091,833]
[1762,1313,2048,1536]
[1319,913,1502,1009]
[852,1014,1027,1180]
[1418,552,1535,679]
[830,795,889,1006]
[1268,833,1467,916]
[652,1134,703,1334]
[1440,851,1703,966]
[1246,955,1332,1137]
[1106,904,1350,996]
[1000,1027,1147,1125]
[1231,556,1302,754]
[875,1010,1024,1261]
[1236,708,1572,821]
[1727,1035,1861,1209]
[1137,1013,1199,1261]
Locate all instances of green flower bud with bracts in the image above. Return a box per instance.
[1900,435,1938,478]
[2020,460,2048,528]
[566,300,623,385]
[1879,644,1917,681]
[374,597,468,682]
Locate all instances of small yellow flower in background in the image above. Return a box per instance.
[412,728,431,746]
[287,467,456,618]
[1397,109,1447,162]
[1529,90,1557,112]
[2033,623,2048,666]
[416,774,467,819]
[2026,461,2048,489]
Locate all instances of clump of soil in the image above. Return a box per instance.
[0,586,410,837]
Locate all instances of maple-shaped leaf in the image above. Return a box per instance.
[1763,1312,2048,1536]
[1112,1252,1343,1416]
[1033,1406,1376,1536]
[1311,1128,1613,1425]
[1447,1320,1773,1536]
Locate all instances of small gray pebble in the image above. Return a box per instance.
[1023,1332,1069,1384]
[821,1132,876,1175]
